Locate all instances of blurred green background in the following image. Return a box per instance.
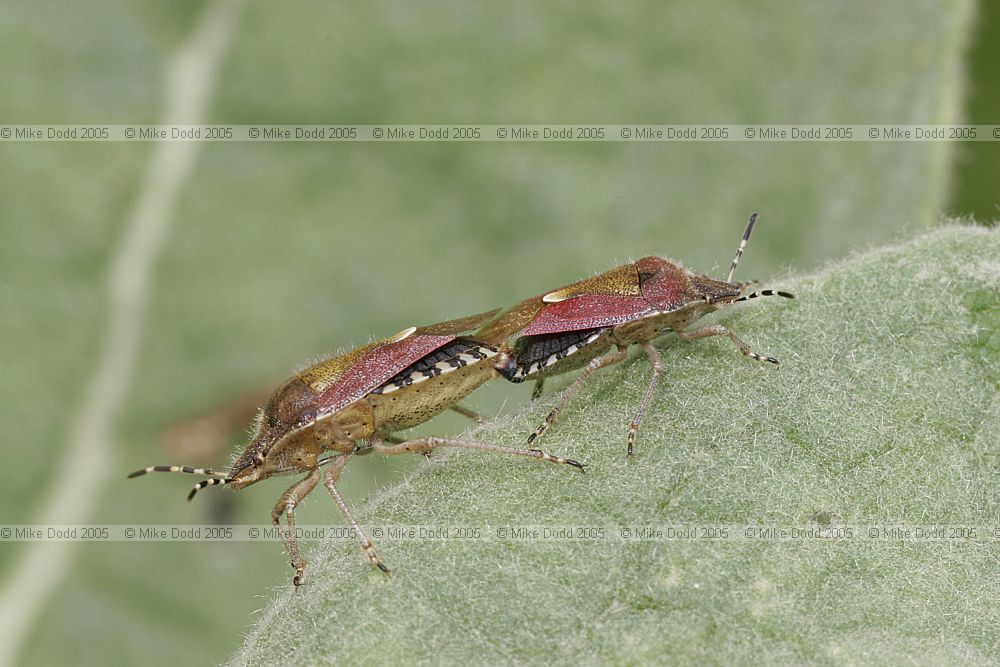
[0,0,996,665]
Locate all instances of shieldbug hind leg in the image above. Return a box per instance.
[525,347,630,447]
[449,404,486,424]
[322,455,390,575]
[372,434,585,471]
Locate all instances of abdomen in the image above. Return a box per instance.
[367,338,499,432]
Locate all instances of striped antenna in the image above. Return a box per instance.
[727,213,758,283]
[128,465,233,502]
[128,465,223,478]
[733,289,795,303]
[188,477,232,501]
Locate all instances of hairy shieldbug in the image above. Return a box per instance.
[130,310,583,585]
[475,213,794,455]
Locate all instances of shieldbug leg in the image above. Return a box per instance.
[530,378,546,401]
[679,324,780,366]
[378,433,433,459]
[271,468,322,586]
[322,455,390,574]
[626,342,665,457]
[525,347,630,446]
[372,434,585,471]
[449,404,486,424]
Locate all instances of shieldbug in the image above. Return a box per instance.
[475,213,794,455]
[130,310,583,585]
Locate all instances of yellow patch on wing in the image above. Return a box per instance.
[542,264,641,302]
[389,326,417,342]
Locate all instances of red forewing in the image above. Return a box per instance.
[521,294,654,335]
[315,334,457,414]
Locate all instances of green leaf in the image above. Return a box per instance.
[231,225,1000,665]
[0,1,980,665]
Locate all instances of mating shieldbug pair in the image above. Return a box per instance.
[130,213,793,585]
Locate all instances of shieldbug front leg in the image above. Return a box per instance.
[530,378,546,400]
[322,454,390,574]
[271,468,321,586]
[371,434,585,471]
[678,324,780,366]
[525,346,630,447]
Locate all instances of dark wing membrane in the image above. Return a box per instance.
[416,308,503,336]
[474,297,548,345]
